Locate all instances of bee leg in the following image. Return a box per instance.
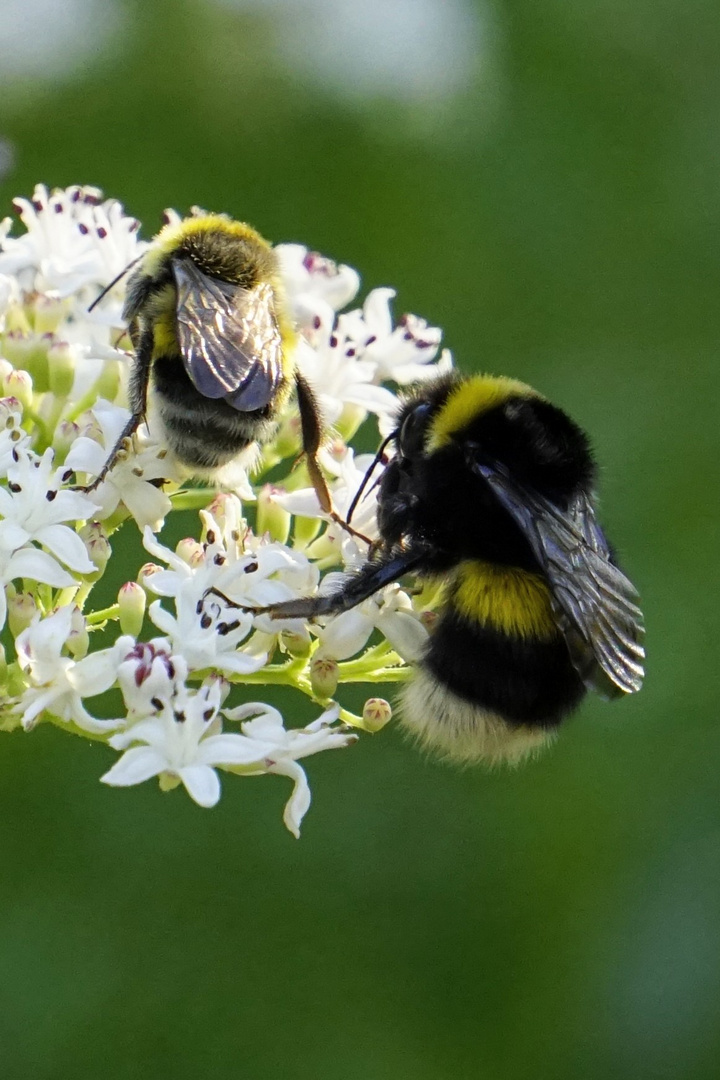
[75,326,153,493]
[200,586,240,610]
[75,414,143,493]
[251,547,427,621]
[294,370,372,545]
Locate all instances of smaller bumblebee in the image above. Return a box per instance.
[86,211,332,517]
[259,373,645,765]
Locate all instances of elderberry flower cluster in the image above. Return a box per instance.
[0,184,452,836]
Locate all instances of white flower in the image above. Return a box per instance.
[65,400,179,530]
[0,546,76,631]
[102,677,266,809]
[224,701,357,837]
[314,580,428,663]
[0,396,31,477]
[15,607,132,733]
[276,243,360,330]
[276,446,382,567]
[295,323,398,428]
[0,184,146,298]
[342,287,452,386]
[115,639,184,720]
[0,446,99,572]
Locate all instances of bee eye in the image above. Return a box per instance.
[399,403,432,457]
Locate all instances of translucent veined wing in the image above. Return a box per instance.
[172,258,284,412]
[472,456,645,698]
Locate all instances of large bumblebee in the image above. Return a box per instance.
[86,211,332,517]
[261,373,645,765]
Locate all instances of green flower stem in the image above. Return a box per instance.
[86,604,120,626]
[170,488,217,511]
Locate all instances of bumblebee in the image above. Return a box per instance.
[86,211,333,518]
[261,373,645,765]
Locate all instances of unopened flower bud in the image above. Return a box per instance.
[94,358,122,401]
[310,655,339,698]
[79,521,111,577]
[293,513,323,549]
[2,368,33,409]
[0,395,23,428]
[273,413,301,458]
[48,340,75,397]
[7,591,39,638]
[66,608,89,659]
[175,538,204,567]
[335,403,366,441]
[280,627,312,658]
[362,697,392,733]
[420,610,439,633]
[33,293,71,334]
[138,562,162,584]
[118,581,147,637]
[256,484,291,544]
[2,303,31,335]
[54,419,80,460]
[1,330,35,369]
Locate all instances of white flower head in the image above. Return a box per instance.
[224,701,358,837]
[16,606,132,733]
[102,677,267,810]
[276,243,361,331]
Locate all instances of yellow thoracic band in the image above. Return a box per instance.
[426,374,540,451]
[452,559,558,640]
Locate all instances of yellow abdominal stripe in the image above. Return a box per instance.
[453,560,558,640]
[426,374,540,451]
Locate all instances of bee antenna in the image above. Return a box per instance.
[87,253,144,313]
[347,431,396,524]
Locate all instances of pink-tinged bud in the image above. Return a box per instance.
[79,521,111,577]
[2,368,33,409]
[176,537,204,567]
[118,581,146,637]
[94,358,121,402]
[1,330,35,369]
[32,294,71,335]
[420,610,439,633]
[7,592,39,638]
[66,608,89,659]
[2,303,31,335]
[138,562,162,584]
[256,484,291,544]
[0,396,23,428]
[47,341,75,397]
[273,414,301,458]
[78,414,103,443]
[362,697,392,733]
[54,419,80,460]
[310,655,339,699]
[280,627,312,658]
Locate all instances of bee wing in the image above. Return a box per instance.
[172,258,284,412]
[473,458,645,698]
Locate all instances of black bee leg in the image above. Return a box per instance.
[254,547,427,621]
[294,370,373,545]
[75,413,143,493]
[75,325,153,493]
[200,586,240,610]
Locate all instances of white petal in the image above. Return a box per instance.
[100,746,166,787]
[270,759,311,839]
[376,609,429,663]
[35,524,96,573]
[64,436,107,474]
[179,765,221,808]
[197,733,268,767]
[0,520,31,553]
[5,547,75,588]
[318,608,374,661]
[69,648,125,698]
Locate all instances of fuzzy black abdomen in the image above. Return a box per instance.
[423,608,586,729]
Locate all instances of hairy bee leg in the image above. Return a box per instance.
[294,370,372,545]
[200,586,241,610]
[252,548,427,621]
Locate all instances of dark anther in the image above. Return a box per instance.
[150,697,163,711]
[45,489,57,501]
[174,710,186,723]
[62,469,73,482]
[8,482,21,493]
[213,554,226,565]
[78,223,89,235]
[200,613,212,629]
[243,560,259,573]
[206,529,216,545]
[203,709,214,721]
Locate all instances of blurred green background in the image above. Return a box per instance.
[1,1,718,1077]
